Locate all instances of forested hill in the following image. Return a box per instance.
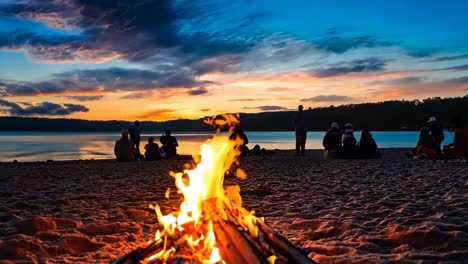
[1,96,467,132]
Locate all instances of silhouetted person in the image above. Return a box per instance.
[358,128,381,158]
[341,123,357,155]
[129,120,142,151]
[160,129,179,158]
[428,116,444,156]
[114,129,134,162]
[294,105,307,156]
[322,122,342,157]
[443,116,468,159]
[229,125,249,156]
[145,137,161,161]
[413,127,437,159]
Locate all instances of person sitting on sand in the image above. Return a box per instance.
[357,128,381,158]
[412,127,437,159]
[229,125,249,156]
[144,137,161,161]
[428,116,444,156]
[443,116,468,160]
[341,123,357,155]
[322,122,342,157]
[160,129,179,158]
[114,129,134,162]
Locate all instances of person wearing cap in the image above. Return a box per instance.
[114,129,135,162]
[322,122,342,157]
[294,105,307,156]
[341,123,357,156]
[428,116,444,156]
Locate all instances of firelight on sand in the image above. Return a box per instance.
[146,114,269,263]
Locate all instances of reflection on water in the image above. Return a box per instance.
[0,131,454,162]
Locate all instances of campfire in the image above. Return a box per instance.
[113,115,315,264]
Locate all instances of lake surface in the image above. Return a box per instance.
[0,131,454,162]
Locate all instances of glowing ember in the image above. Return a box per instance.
[146,114,260,263]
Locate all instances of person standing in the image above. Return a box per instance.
[428,116,444,156]
[294,105,307,156]
[114,129,134,162]
[129,120,142,151]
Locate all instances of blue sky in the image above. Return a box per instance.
[0,0,467,120]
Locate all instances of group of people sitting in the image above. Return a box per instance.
[408,116,468,160]
[322,122,380,159]
[114,120,179,162]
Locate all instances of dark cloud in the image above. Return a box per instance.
[188,87,208,95]
[244,105,287,111]
[0,99,89,116]
[313,58,386,77]
[314,35,393,54]
[430,54,468,62]
[301,95,354,102]
[0,0,258,70]
[65,95,103,101]
[1,67,205,96]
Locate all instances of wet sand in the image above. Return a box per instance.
[0,149,467,263]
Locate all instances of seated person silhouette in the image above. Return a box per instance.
[357,128,381,158]
[160,129,179,158]
[114,129,134,162]
[145,137,161,161]
[323,122,342,158]
[410,127,437,159]
[443,116,468,160]
[229,125,249,156]
[341,123,357,157]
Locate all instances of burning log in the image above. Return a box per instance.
[111,219,316,264]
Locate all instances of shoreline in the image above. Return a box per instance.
[2,147,415,163]
[0,149,467,263]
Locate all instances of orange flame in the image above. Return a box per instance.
[147,114,258,263]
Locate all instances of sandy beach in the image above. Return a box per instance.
[0,148,467,263]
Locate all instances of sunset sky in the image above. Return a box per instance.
[0,0,467,121]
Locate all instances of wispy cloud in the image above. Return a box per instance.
[243,105,287,111]
[301,95,354,102]
[430,54,468,62]
[65,95,104,101]
[0,99,89,116]
[1,67,207,96]
[312,58,386,77]
[137,108,180,121]
[314,35,393,54]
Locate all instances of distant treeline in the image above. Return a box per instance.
[1,96,467,132]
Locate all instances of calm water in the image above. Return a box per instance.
[0,131,454,162]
